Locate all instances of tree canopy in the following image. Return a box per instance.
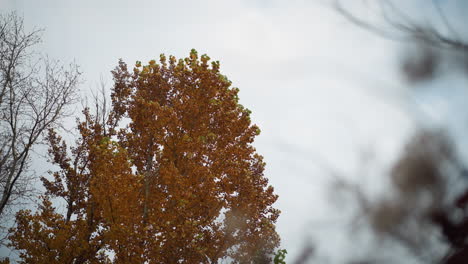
[7,50,280,263]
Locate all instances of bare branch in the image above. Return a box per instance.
[334,0,468,52]
[0,12,80,227]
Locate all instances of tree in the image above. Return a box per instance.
[0,12,80,223]
[8,50,280,263]
[325,1,468,263]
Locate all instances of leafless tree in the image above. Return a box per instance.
[0,12,80,223]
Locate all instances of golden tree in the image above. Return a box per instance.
[8,50,280,263]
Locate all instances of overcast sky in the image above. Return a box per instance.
[3,0,467,262]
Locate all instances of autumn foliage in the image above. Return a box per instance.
[8,50,280,263]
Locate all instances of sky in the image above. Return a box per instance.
[2,0,467,262]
